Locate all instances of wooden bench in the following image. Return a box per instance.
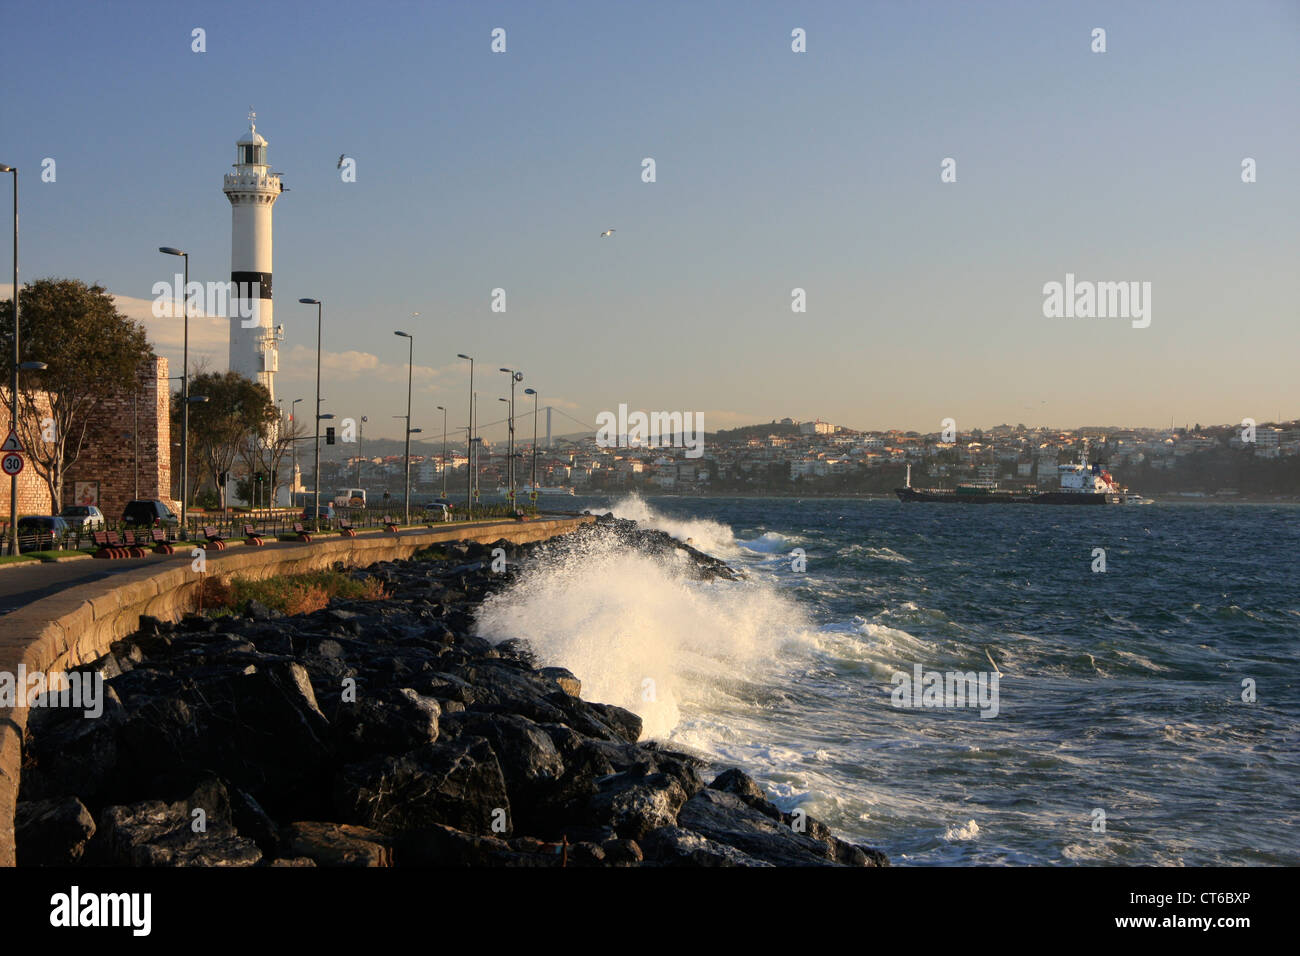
[121,530,149,558]
[203,526,227,551]
[106,531,135,559]
[337,518,357,538]
[91,530,124,559]
[151,528,175,554]
[382,514,399,534]
[243,524,264,547]
[292,521,312,543]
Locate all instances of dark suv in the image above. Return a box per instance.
[122,499,179,528]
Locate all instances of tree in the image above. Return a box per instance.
[0,279,154,513]
[181,371,276,509]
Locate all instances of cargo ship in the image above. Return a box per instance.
[896,442,1138,505]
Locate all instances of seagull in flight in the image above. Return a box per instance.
[337,154,346,169]
[600,229,616,238]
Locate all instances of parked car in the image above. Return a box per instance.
[122,499,179,528]
[422,503,451,522]
[59,504,105,533]
[301,504,336,527]
[16,516,70,553]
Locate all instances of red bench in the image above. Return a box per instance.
[91,531,124,559]
[203,526,227,551]
[121,530,149,558]
[337,518,357,538]
[151,528,175,554]
[382,514,399,534]
[243,524,264,547]
[293,521,312,543]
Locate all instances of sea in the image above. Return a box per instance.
[474,494,1300,865]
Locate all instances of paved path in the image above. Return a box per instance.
[0,516,579,616]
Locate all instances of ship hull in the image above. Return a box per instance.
[895,488,1117,505]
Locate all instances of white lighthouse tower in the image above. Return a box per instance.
[223,110,283,402]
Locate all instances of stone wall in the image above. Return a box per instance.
[0,356,173,522]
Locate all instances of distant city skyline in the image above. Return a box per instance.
[3,1,1297,441]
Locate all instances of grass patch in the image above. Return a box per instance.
[0,554,38,566]
[411,546,453,562]
[199,569,388,618]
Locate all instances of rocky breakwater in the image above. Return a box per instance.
[16,515,889,867]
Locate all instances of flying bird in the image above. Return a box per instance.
[600,229,615,238]
[337,154,346,169]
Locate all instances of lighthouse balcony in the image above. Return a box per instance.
[223,171,281,191]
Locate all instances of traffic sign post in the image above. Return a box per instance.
[1,452,23,477]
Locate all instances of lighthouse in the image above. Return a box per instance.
[223,111,283,402]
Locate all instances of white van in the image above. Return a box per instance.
[333,488,366,508]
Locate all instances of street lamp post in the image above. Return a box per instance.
[1,164,17,556]
[500,368,521,505]
[357,415,367,488]
[290,397,302,506]
[457,354,473,518]
[524,387,538,499]
[158,247,192,531]
[299,298,323,523]
[394,329,414,523]
[436,405,447,498]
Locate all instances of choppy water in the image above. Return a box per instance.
[475,494,1300,865]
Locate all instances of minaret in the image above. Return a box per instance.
[223,110,283,402]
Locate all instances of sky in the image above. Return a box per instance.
[2,0,1298,444]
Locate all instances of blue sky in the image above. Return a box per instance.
[3,0,1298,441]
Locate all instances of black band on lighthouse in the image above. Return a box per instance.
[231,271,273,299]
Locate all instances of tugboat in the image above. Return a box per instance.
[896,441,1132,505]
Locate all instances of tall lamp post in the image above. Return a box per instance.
[436,405,447,498]
[499,368,521,505]
[158,247,193,530]
[524,387,538,499]
[290,397,302,506]
[299,298,324,523]
[1,164,17,556]
[457,354,473,517]
[357,415,367,489]
[394,329,414,523]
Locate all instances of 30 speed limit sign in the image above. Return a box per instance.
[1,453,23,476]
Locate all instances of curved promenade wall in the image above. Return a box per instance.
[0,515,594,866]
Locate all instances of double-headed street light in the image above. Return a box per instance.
[436,405,447,498]
[394,328,415,523]
[457,354,473,518]
[299,298,324,521]
[290,397,303,505]
[158,246,192,528]
[499,368,522,505]
[524,387,538,500]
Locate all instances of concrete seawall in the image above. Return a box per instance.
[0,515,594,866]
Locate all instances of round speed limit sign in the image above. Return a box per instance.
[1,453,23,476]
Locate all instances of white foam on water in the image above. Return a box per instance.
[606,492,741,558]
[473,524,816,740]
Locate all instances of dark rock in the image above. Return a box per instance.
[539,666,581,698]
[709,768,783,820]
[94,777,262,866]
[642,826,769,867]
[283,821,391,867]
[16,796,96,865]
[334,737,510,837]
[334,687,440,758]
[675,788,840,866]
[585,771,687,841]
[600,837,644,866]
